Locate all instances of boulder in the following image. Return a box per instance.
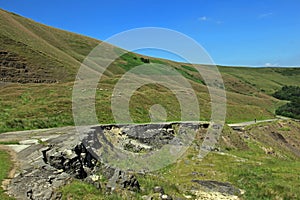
[153,186,164,194]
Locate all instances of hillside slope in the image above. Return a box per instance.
[0,8,299,132]
[0,9,101,83]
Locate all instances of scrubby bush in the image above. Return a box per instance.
[273,86,300,119]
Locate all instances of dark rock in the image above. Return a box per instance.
[118,171,140,191]
[191,180,241,195]
[26,189,33,200]
[85,175,101,190]
[191,172,206,177]
[201,123,210,128]
[48,152,65,170]
[7,122,207,199]
[153,186,164,194]
[42,143,99,180]
[142,195,153,200]
[41,146,52,163]
[160,194,173,200]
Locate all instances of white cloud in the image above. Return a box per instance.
[258,12,273,19]
[198,16,222,24]
[264,62,279,67]
[199,16,208,21]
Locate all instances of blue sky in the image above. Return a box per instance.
[1,0,300,67]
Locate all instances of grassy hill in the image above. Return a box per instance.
[0,8,300,133]
[0,9,100,83]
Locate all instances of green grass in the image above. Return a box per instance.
[162,121,300,199]
[118,52,144,71]
[0,83,74,133]
[0,141,19,145]
[60,181,104,200]
[175,67,205,84]
[0,150,14,200]
[219,67,300,95]
[181,65,198,72]
[279,127,291,131]
[229,159,300,199]
[61,180,144,200]
[0,79,281,132]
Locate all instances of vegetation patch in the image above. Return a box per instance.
[0,141,19,145]
[273,85,300,119]
[0,150,14,200]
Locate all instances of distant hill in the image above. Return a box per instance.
[0,8,299,132]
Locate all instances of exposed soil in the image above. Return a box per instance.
[270,132,288,143]
[0,49,57,83]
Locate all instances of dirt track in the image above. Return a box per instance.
[0,145,19,191]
